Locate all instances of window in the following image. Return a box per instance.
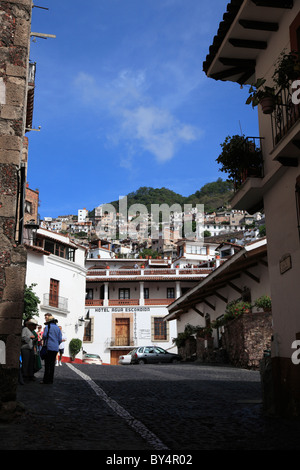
[83,318,93,342]
[153,317,167,341]
[44,239,55,254]
[119,288,130,299]
[49,279,59,308]
[55,243,65,258]
[144,288,149,299]
[25,201,32,214]
[86,289,93,300]
[167,288,175,298]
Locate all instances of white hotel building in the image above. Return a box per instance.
[83,239,216,364]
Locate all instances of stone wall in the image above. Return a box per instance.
[179,312,273,370]
[221,312,273,369]
[0,0,32,406]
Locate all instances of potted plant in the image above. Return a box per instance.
[224,299,252,322]
[246,78,276,114]
[216,134,262,188]
[69,338,82,361]
[273,50,300,88]
[254,295,272,312]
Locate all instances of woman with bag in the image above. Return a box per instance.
[41,314,62,384]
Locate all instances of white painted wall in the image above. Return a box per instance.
[25,244,87,360]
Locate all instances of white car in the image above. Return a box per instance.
[118,349,136,365]
[82,353,102,365]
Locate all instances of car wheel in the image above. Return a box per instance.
[171,358,179,363]
[138,359,146,364]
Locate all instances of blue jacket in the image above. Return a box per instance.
[43,322,62,352]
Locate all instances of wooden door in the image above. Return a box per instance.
[49,279,59,307]
[111,350,129,365]
[115,318,130,346]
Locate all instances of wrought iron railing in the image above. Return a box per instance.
[271,84,300,147]
[234,137,264,191]
[43,293,68,311]
[105,337,136,348]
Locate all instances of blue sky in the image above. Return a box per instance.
[27,0,259,219]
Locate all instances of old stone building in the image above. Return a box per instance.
[0,0,33,407]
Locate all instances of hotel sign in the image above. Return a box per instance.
[95,307,151,313]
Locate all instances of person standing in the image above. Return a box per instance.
[56,326,66,366]
[21,319,38,382]
[41,314,62,384]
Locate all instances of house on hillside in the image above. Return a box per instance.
[203,0,300,416]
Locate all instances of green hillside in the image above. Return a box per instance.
[106,178,233,214]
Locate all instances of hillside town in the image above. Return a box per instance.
[1,0,300,444]
[23,186,267,366]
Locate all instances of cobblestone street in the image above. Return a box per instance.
[1,362,300,453]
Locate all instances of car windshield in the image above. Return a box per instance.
[154,347,167,354]
[85,354,100,358]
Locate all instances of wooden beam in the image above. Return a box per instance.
[237,69,256,85]
[228,281,243,294]
[219,57,256,67]
[244,270,260,283]
[204,300,215,311]
[210,66,252,80]
[215,292,228,303]
[229,38,267,49]
[277,156,298,167]
[239,19,278,31]
[192,306,204,317]
[251,0,293,8]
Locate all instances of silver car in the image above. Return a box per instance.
[118,349,136,365]
[132,346,181,364]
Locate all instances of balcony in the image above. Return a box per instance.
[105,337,136,348]
[85,298,174,307]
[229,137,265,214]
[42,294,69,313]
[87,267,211,279]
[271,85,300,166]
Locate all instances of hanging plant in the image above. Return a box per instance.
[246,78,276,114]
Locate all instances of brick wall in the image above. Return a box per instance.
[0,0,32,405]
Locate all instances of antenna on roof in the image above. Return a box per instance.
[239,120,243,136]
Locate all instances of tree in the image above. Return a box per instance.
[23,284,40,321]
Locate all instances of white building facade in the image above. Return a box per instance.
[84,250,213,364]
[25,228,87,360]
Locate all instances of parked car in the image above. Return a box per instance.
[118,349,136,365]
[82,353,102,365]
[131,346,182,364]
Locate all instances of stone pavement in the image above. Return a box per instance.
[1,361,300,452]
[0,365,151,451]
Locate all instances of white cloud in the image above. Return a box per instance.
[121,106,198,162]
[73,68,201,163]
